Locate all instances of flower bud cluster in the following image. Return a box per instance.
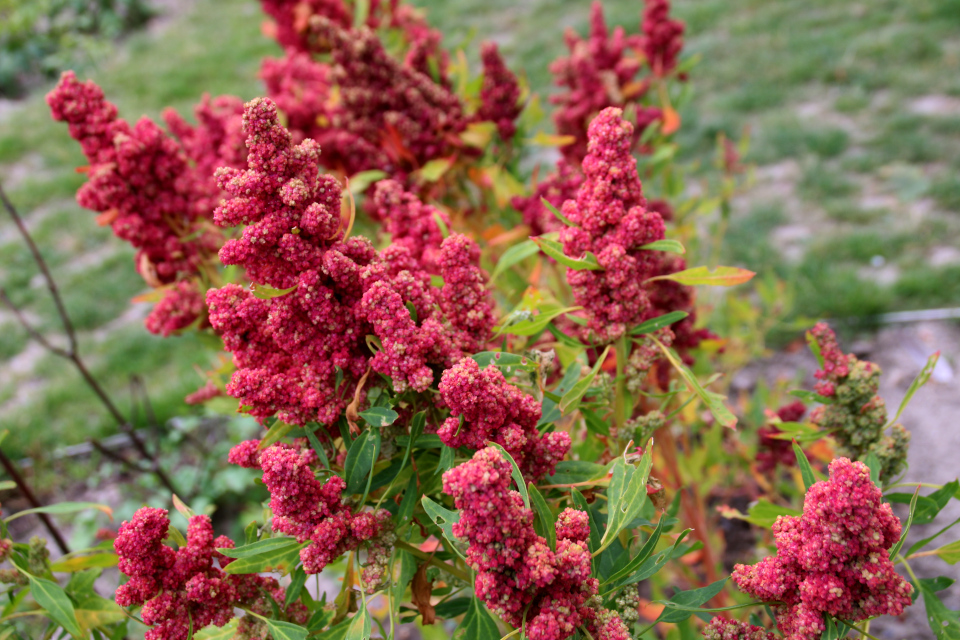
[641,0,685,77]
[372,179,449,273]
[808,323,910,479]
[46,72,243,335]
[549,2,664,164]
[437,357,570,480]
[442,447,630,640]
[206,98,495,425]
[477,42,523,141]
[732,458,912,640]
[114,507,307,640]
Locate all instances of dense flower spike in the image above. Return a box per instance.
[733,458,912,640]
[702,617,777,640]
[258,445,387,573]
[115,508,305,640]
[808,323,910,479]
[641,0,685,77]
[258,0,359,51]
[559,107,661,342]
[549,1,662,163]
[443,447,629,640]
[372,179,449,273]
[438,233,496,352]
[438,357,569,479]
[261,51,336,145]
[311,17,466,174]
[46,72,228,332]
[476,42,523,141]
[144,280,207,337]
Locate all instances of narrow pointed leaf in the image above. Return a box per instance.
[490,240,539,283]
[629,311,689,336]
[646,265,755,287]
[533,236,602,271]
[639,239,685,254]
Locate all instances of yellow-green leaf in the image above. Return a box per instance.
[647,265,755,287]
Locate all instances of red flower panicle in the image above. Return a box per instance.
[437,357,570,480]
[732,458,912,640]
[46,72,232,333]
[549,1,662,163]
[476,41,523,141]
[641,0,685,77]
[372,179,449,273]
[144,280,206,337]
[443,447,629,640]
[114,508,306,640]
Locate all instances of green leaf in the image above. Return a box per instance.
[490,240,539,283]
[655,340,737,428]
[890,488,920,560]
[314,616,353,639]
[639,239,685,255]
[601,529,692,593]
[471,351,538,375]
[305,426,331,470]
[420,496,466,561]
[864,452,882,487]
[646,265,754,287]
[436,445,456,477]
[497,305,580,337]
[345,608,371,640]
[218,537,300,559]
[50,552,118,573]
[766,420,822,443]
[27,575,84,637]
[344,429,381,495]
[419,157,454,183]
[788,389,835,405]
[655,578,728,623]
[598,451,652,553]
[74,594,126,632]
[891,351,940,425]
[454,597,501,640]
[222,540,303,575]
[793,442,816,490]
[358,407,398,428]
[914,480,960,525]
[251,283,298,299]
[539,364,585,426]
[258,420,295,450]
[919,579,960,640]
[931,540,960,565]
[529,483,556,551]
[5,501,112,523]
[352,0,370,27]
[396,473,419,524]
[541,198,577,227]
[286,566,307,608]
[718,499,801,529]
[348,170,386,195]
[906,516,960,557]
[486,442,529,508]
[559,345,611,415]
[602,514,667,587]
[628,311,689,336]
[195,620,240,639]
[545,460,607,486]
[0,480,15,491]
[533,235,602,271]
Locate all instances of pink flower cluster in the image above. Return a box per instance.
[477,42,523,141]
[549,1,664,164]
[558,107,662,342]
[114,507,306,640]
[207,99,496,423]
[46,72,241,335]
[702,617,776,640]
[437,357,570,480]
[641,0,685,77]
[756,401,806,474]
[810,322,851,398]
[230,443,389,579]
[443,447,630,640]
[372,179,449,273]
[732,458,912,640]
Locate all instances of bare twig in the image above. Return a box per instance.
[0,449,70,554]
[0,179,179,496]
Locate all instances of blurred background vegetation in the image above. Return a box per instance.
[0,0,957,487]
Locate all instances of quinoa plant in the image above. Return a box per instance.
[0,1,957,640]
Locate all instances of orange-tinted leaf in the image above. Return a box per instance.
[662,106,681,135]
[647,265,755,287]
[412,563,436,625]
